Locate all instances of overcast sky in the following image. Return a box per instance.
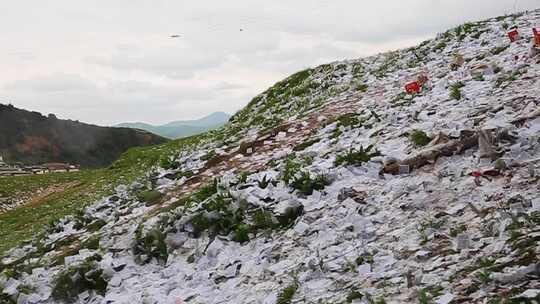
[1,1,538,126]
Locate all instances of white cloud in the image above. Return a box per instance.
[0,0,538,125]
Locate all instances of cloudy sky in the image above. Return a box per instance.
[1,0,538,126]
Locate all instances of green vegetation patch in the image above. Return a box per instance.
[495,68,527,89]
[0,133,206,256]
[136,190,163,206]
[133,225,169,265]
[276,283,299,304]
[335,145,381,167]
[52,257,107,302]
[336,113,364,129]
[290,172,331,196]
[409,130,432,147]
[449,82,465,100]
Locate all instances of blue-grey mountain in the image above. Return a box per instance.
[116,112,230,139]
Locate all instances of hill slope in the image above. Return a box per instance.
[0,104,168,167]
[1,10,539,304]
[116,112,231,139]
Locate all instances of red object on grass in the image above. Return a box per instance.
[507,29,520,42]
[405,82,421,94]
[533,28,540,47]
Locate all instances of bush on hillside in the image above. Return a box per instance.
[409,130,432,147]
[335,145,381,166]
[52,257,107,302]
[290,172,330,196]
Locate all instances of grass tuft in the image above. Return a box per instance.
[276,283,298,304]
[335,145,381,166]
[409,130,432,147]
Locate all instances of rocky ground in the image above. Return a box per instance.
[1,9,540,304]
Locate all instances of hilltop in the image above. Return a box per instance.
[116,112,231,139]
[0,104,168,168]
[1,9,539,304]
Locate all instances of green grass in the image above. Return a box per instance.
[52,257,107,302]
[409,130,432,147]
[0,134,206,256]
[290,172,330,196]
[132,226,168,265]
[449,82,465,100]
[276,283,298,304]
[336,113,364,129]
[335,145,381,166]
[136,190,163,206]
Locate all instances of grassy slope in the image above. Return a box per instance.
[0,135,205,255]
[0,12,522,256]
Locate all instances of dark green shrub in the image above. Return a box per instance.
[434,41,447,52]
[132,226,168,265]
[330,128,343,139]
[72,209,93,230]
[409,130,432,147]
[257,175,272,189]
[277,205,304,228]
[495,68,526,89]
[473,74,484,81]
[290,172,330,196]
[237,171,249,184]
[335,145,381,166]
[193,180,218,202]
[81,235,100,250]
[52,260,108,302]
[449,82,465,100]
[0,292,15,304]
[355,83,369,92]
[252,209,276,230]
[86,219,107,232]
[232,224,250,243]
[355,252,375,265]
[160,156,179,170]
[281,156,303,185]
[449,224,467,237]
[276,283,298,304]
[336,113,363,128]
[188,192,246,239]
[200,150,217,161]
[346,289,364,302]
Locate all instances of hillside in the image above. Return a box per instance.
[1,10,540,304]
[116,112,231,139]
[0,104,168,167]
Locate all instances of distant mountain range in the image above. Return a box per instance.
[0,104,168,168]
[115,112,231,139]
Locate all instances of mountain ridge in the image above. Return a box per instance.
[0,103,168,167]
[115,112,230,139]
